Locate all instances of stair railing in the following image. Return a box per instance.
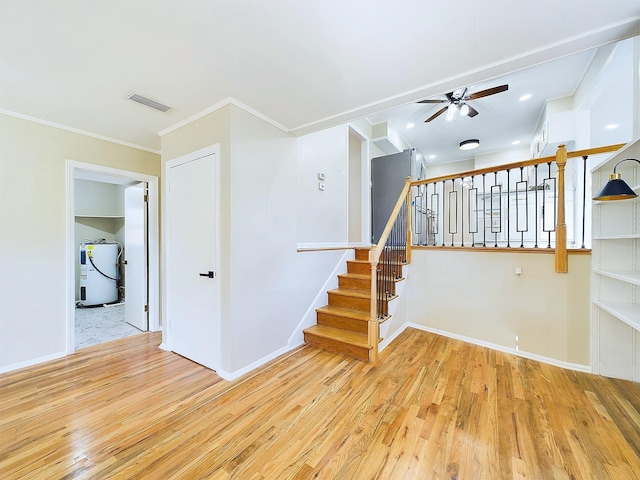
[368,177,413,362]
[411,143,625,273]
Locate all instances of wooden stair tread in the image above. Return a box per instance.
[337,273,370,280]
[316,305,370,321]
[328,288,370,299]
[303,325,371,348]
[304,245,408,362]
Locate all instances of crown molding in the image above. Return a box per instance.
[0,108,160,154]
[157,97,290,137]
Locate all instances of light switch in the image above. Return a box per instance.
[514,267,522,275]
[318,182,325,191]
[318,172,326,180]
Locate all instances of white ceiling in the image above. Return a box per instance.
[0,1,638,153]
[366,49,598,164]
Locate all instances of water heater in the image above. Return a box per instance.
[79,243,119,306]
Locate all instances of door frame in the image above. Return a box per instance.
[65,160,160,354]
[161,144,222,371]
[348,125,371,245]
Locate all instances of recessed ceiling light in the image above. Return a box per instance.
[406,122,415,129]
[429,154,436,159]
[459,139,480,151]
[606,124,619,129]
[519,94,532,102]
[512,140,521,145]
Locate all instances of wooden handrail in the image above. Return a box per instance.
[412,143,626,187]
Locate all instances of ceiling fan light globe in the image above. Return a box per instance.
[446,104,456,121]
[459,104,470,116]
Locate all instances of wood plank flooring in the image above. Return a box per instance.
[2,328,640,479]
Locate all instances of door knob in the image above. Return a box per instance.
[199,271,215,278]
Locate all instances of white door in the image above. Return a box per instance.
[124,183,148,331]
[166,151,219,370]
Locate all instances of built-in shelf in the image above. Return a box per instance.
[593,234,640,240]
[593,300,640,331]
[591,137,640,381]
[594,269,640,286]
[75,215,124,219]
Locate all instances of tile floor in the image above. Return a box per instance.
[75,304,143,349]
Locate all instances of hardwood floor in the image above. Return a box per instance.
[2,328,640,479]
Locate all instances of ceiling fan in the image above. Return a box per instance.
[419,84,508,122]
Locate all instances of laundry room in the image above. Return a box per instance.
[74,175,148,349]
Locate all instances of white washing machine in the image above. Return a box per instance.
[79,243,119,306]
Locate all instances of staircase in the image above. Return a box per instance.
[303,247,404,361]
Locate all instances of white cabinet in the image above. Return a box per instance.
[531,110,576,159]
[591,137,640,381]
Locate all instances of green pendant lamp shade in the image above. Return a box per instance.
[593,158,640,201]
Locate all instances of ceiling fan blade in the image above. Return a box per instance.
[466,84,508,100]
[453,87,467,100]
[467,105,479,117]
[445,92,454,101]
[425,106,448,122]
[418,99,448,104]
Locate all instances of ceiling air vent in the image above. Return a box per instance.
[127,93,172,113]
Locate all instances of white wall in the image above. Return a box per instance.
[388,249,591,368]
[161,105,352,377]
[296,125,349,245]
[348,129,363,243]
[0,113,159,372]
[226,106,301,372]
[474,146,531,169]
[75,179,122,216]
[574,38,636,148]
[426,159,475,179]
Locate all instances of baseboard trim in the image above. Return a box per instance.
[0,351,67,375]
[216,342,303,381]
[383,322,592,374]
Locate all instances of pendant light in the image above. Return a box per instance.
[593,158,640,201]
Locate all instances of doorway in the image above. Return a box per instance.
[66,161,159,354]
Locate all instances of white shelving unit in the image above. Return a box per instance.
[591,137,640,381]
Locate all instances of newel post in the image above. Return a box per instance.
[405,186,412,264]
[368,248,379,362]
[555,145,568,273]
